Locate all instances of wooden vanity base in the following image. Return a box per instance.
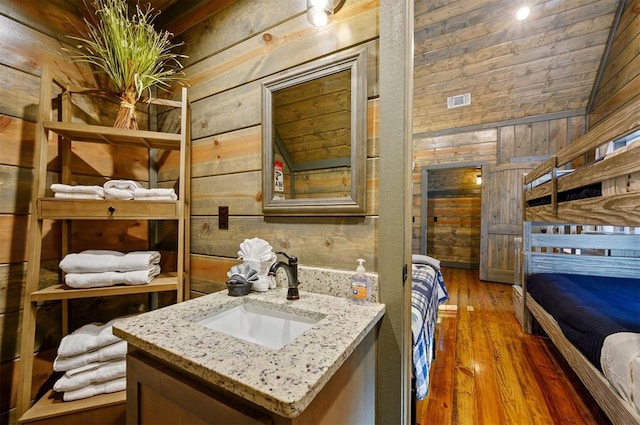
[126,331,376,424]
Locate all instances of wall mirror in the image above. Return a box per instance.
[262,48,367,215]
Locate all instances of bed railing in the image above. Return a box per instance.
[518,222,640,330]
[522,222,640,278]
[523,100,640,227]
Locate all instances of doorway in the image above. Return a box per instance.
[420,163,486,269]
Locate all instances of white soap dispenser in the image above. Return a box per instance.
[350,258,372,305]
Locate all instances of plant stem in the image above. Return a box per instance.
[114,88,138,129]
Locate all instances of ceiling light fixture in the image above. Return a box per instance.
[307,0,334,27]
[516,6,530,21]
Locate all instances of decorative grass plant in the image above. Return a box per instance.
[67,0,186,129]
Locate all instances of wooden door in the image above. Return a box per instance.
[479,162,537,283]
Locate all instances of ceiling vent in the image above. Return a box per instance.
[447,93,471,109]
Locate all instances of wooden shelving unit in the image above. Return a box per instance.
[18,390,126,425]
[16,64,190,423]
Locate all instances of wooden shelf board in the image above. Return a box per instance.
[19,389,125,424]
[38,198,180,220]
[44,120,182,150]
[31,274,179,302]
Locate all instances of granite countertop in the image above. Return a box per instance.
[113,288,385,418]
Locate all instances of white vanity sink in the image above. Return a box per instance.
[196,302,321,349]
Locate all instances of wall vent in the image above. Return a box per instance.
[447,93,471,109]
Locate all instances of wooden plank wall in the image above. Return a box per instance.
[411,116,587,257]
[589,0,640,127]
[159,0,380,297]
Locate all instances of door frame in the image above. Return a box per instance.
[377,0,414,423]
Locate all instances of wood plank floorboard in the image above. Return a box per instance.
[416,268,613,425]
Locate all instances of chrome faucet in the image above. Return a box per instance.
[268,251,299,300]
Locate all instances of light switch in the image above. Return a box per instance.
[219,206,229,229]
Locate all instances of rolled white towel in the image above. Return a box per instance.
[59,250,161,273]
[133,187,177,200]
[64,265,161,289]
[57,318,123,358]
[62,376,126,402]
[54,359,126,392]
[54,340,127,372]
[103,180,141,200]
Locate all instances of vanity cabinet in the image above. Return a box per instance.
[126,352,271,425]
[125,330,376,425]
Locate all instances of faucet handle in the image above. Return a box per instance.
[276,251,297,265]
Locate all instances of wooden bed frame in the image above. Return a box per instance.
[517,99,640,425]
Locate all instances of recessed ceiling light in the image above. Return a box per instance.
[516,6,530,20]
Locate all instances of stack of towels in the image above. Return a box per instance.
[53,318,127,401]
[50,184,105,200]
[51,180,177,201]
[59,250,161,289]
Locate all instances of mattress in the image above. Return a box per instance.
[527,273,640,369]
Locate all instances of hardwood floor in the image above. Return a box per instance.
[416,268,612,425]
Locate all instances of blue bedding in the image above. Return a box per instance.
[412,263,448,400]
[527,273,640,370]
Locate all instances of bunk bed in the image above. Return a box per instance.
[518,99,640,425]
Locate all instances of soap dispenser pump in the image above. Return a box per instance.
[350,258,372,305]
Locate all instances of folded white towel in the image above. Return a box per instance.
[64,265,161,288]
[57,318,123,358]
[104,180,141,200]
[54,340,127,372]
[65,360,114,377]
[51,184,105,200]
[51,184,105,197]
[54,359,126,392]
[62,376,126,402]
[133,196,179,201]
[54,193,106,200]
[134,187,177,200]
[59,250,161,274]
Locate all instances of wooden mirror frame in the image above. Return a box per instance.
[262,47,367,215]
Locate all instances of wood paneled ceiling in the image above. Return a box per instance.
[413,0,621,135]
[1,0,234,43]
